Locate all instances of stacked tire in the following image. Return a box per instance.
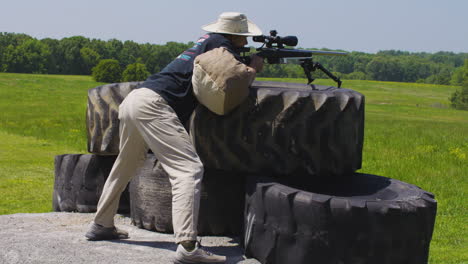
[86,82,142,155]
[53,154,130,213]
[129,154,245,235]
[59,80,437,264]
[52,82,142,213]
[188,81,437,263]
[128,80,368,237]
[243,174,436,264]
[53,81,244,235]
[190,81,364,178]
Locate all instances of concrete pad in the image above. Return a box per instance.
[0,212,260,264]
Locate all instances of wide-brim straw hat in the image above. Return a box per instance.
[202,12,262,36]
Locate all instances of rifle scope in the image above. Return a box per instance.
[253,30,298,48]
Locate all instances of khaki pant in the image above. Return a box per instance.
[93,88,203,243]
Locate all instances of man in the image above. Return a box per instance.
[85,12,264,263]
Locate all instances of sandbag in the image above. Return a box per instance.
[192,47,256,115]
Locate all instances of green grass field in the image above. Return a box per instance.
[0,73,466,263]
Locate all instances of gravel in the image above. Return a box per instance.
[0,212,260,264]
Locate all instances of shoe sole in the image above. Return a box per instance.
[173,258,224,264]
[85,232,128,241]
[173,261,213,264]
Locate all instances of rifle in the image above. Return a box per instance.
[237,30,347,88]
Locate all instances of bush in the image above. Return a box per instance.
[450,86,468,110]
[450,66,465,86]
[92,59,122,83]
[122,63,150,82]
[425,73,451,85]
[345,71,367,80]
[450,59,468,110]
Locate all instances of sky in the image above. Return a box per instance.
[1,0,467,53]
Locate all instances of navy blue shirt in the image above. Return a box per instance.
[140,33,241,123]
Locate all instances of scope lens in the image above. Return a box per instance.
[282,36,298,47]
[252,35,266,42]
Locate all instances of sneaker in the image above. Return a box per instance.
[174,241,226,263]
[85,222,129,241]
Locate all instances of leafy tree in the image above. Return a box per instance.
[258,64,284,78]
[119,40,142,66]
[80,47,101,74]
[0,32,33,48]
[59,36,90,74]
[327,56,354,74]
[283,64,304,78]
[122,63,150,81]
[428,51,461,67]
[377,50,410,56]
[92,59,122,83]
[450,66,465,86]
[449,60,468,110]
[85,39,107,57]
[149,42,191,73]
[351,52,373,73]
[2,39,50,73]
[345,71,367,80]
[464,60,468,87]
[104,39,123,59]
[366,56,403,81]
[137,43,156,74]
[0,33,34,72]
[424,67,452,85]
[450,86,468,110]
[41,38,62,73]
[398,56,432,82]
[1,45,16,72]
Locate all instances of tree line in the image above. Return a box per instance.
[261,49,468,85]
[0,32,190,77]
[1,32,467,85]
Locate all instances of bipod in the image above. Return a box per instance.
[300,59,342,88]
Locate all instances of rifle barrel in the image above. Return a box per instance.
[257,48,347,58]
[307,50,348,56]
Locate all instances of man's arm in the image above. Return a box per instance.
[248,54,264,73]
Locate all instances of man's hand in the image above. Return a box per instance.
[249,54,264,73]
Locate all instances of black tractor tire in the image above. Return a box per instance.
[243,173,437,264]
[129,154,245,236]
[190,81,365,179]
[86,82,142,155]
[53,154,130,213]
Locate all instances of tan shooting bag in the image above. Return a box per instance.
[192,47,256,115]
